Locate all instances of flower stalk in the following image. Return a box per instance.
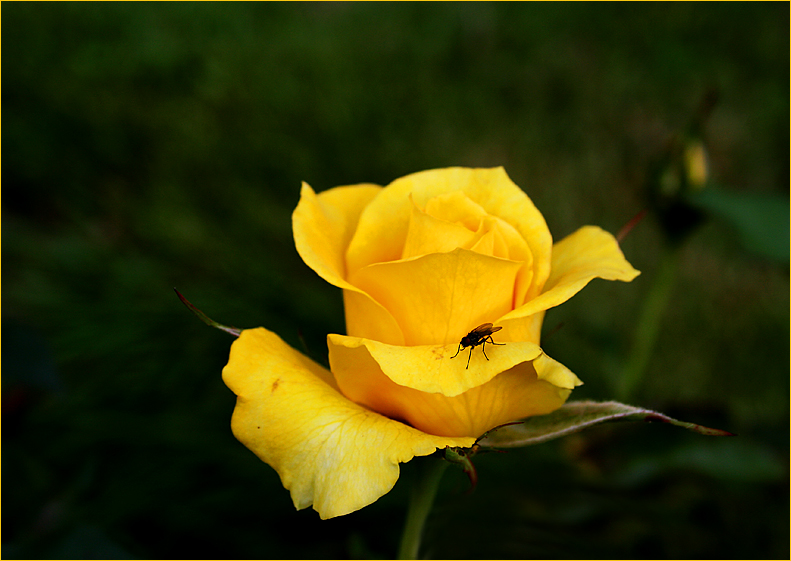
[617,245,681,401]
[397,457,449,560]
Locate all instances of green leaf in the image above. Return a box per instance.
[477,400,733,449]
[686,187,789,263]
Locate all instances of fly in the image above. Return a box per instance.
[450,323,505,369]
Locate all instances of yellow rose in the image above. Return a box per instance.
[222,167,639,518]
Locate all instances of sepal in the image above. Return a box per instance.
[174,288,241,337]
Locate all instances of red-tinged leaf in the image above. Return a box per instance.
[174,288,241,337]
[477,400,734,449]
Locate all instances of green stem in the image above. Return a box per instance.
[397,457,449,560]
[617,245,681,401]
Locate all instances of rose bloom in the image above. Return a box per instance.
[223,167,639,518]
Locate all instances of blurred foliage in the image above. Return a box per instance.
[2,2,788,559]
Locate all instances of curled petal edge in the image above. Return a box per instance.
[328,334,581,397]
[222,328,474,519]
[293,182,405,345]
[501,225,640,323]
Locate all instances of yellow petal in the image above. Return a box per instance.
[498,310,546,345]
[349,248,522,346]
[500,225,640,323]
[532,349,583,390]
[293,182,405,345]
[401,195,481,259]
[329,336,580,437]
[293,181,381,290]
[424,191,487,228]
[345,168,551,301]
[328,333,546,397]
[343,288,405,346]
[403,192,531,264]
[222,328,474,519]
[481,216,535,305]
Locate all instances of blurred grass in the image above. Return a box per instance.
[2,3,788,559]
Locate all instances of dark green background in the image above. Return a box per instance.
[3,2,788,559]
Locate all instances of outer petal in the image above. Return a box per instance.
[328,333,551,397]
[498,310,546,346]
[500,225,640,323]
[293,182,405,345]
[343,289,405,345]
[293,181,381,287]
[329,336,581,438]
[223,328,474,519]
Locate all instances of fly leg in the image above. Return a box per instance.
[482,336,505,361]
